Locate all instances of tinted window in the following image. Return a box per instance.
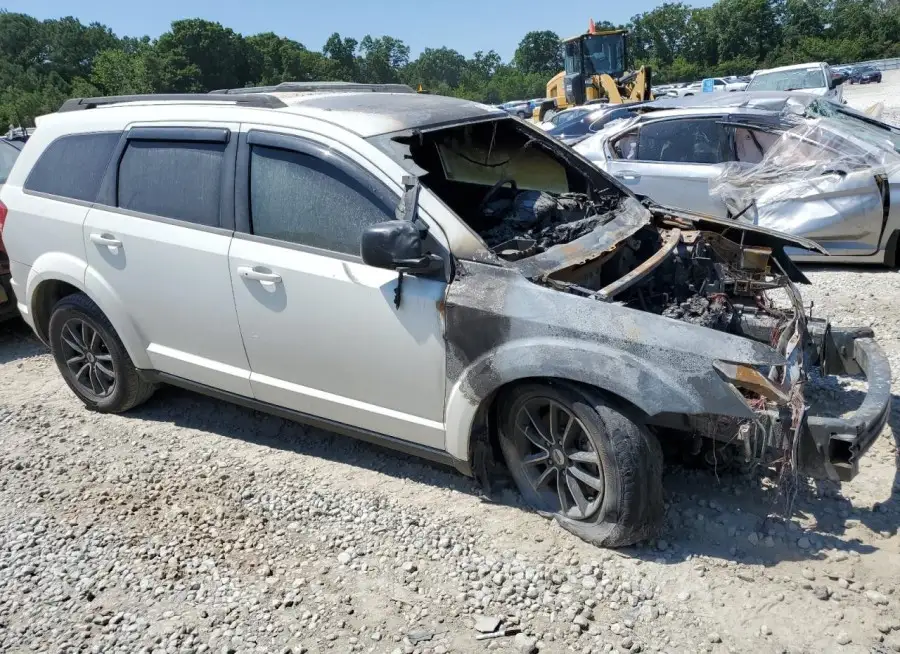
[746,68,827,92]
[0,141,20,184]
[117,140,225,226]
[249,145,392,255]
[24,132,119,201]
[636,119,725,164]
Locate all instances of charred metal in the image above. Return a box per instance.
[381,112,889,486]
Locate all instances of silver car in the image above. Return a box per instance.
[575,92,900,264]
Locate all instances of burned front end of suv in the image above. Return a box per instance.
[376,112,892,484]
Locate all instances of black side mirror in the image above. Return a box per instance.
[361,220,443,274]
[830,74,846,89]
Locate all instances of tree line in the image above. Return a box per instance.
[2,0,898,127]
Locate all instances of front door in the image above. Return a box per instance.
[228,128,447,449]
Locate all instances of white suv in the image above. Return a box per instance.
[0,87,890,548]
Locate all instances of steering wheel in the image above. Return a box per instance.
[477,178,518,217]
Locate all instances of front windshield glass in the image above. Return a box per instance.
[747,68,827,92]
[807,99,900,154]
[582,34,625,76]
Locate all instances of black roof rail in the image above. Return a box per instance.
[209,81,416,95]
[58,93,287,113]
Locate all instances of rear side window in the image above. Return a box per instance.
[24,132,120,202]
[249,145,392,255]
[117,140,225,226]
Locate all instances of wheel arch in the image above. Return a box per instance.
[26,255,151,369]
[444,338,700,465]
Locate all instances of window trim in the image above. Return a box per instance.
[234,129,399,261]
[95,125,236,231]
[22,130,122,204]
[609,116,730,165]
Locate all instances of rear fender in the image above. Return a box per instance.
[26,251,150,369]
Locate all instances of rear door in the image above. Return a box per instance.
[83,123,253,395]
[604,116,730,217]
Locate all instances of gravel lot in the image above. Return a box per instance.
[2,78,900,654]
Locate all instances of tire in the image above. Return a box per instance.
[48,293,156,413]
[517,111,527,119]
[498,382,664,548]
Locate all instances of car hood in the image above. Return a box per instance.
[515,197,827,281]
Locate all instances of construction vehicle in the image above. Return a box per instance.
[535,21,652,121]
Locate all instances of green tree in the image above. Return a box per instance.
[156,19,252,92]
[513,30,563,75]
[358,35,409,83]
[322,33,359,80]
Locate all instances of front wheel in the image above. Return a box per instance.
[498,383,664,547]
[48,293,156,413]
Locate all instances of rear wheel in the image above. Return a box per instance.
[498,383,664,548]
[48,293,156,413]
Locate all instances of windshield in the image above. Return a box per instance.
[807,99,900,154]
[747,68,827,92]
[550,107,591,127]
[548,106,638,140]
[582,34,626,76]
[0,140,21,184]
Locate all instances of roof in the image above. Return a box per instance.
[753,62,827,74]
[54,90,506,138]
[209,81,416,95]
[276,91,506,137]
[640,91,820,114]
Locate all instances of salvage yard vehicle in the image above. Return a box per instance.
[848,65,882,85]
[537,21,653,121]
[0,135,26,321]
[546,102,651,146]
[745,62,845,103]
[575,91,900,265]
[0,90,891,547]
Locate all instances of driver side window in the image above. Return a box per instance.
[249,144,394,256]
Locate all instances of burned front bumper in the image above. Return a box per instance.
[795,327,892,482]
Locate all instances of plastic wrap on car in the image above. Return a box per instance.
[709,114,900,221]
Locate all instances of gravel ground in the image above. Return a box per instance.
[2,79,900,654]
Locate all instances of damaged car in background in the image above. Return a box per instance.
[372,106,891,546]
[575,92,900,265]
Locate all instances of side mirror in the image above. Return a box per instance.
[830,74,846,89]
[361,220,443,274]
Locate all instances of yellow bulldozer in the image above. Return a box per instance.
[535,21,653,121]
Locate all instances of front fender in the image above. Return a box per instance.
[443,261,782,464]
[444,336,722,462]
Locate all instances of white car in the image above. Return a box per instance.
[745,62,844,102]
[667,78,747,97]
[0,87,889,547]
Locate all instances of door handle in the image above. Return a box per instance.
[237,266,282,284]
[615,171,641,182]
[89,233,122,248]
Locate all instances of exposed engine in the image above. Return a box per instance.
[478,190,620,260]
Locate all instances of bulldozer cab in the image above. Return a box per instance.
[562,30,627,105]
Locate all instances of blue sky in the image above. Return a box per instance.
[7,0,712,61]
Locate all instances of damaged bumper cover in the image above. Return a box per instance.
[796,328,892,482]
